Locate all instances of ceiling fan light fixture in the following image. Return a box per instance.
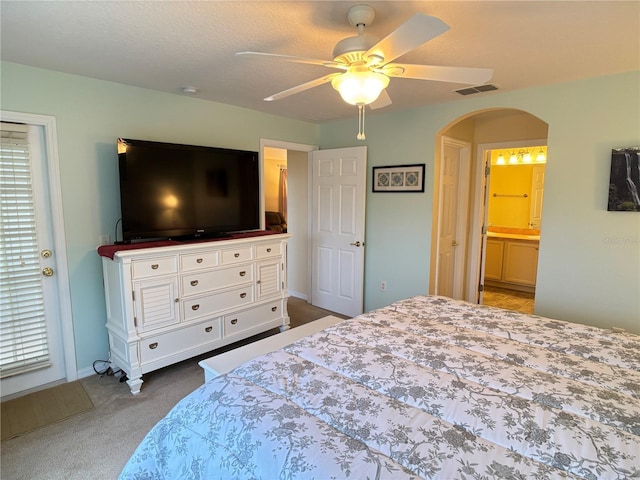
[331,67,389,106]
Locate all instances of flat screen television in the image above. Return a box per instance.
[117,138,260,242]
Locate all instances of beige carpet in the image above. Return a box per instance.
[1,380,94,441]
[0,298,345,480]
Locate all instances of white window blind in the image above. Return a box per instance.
[0,122,50,378]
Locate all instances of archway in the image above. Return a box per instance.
[429,109,549,311]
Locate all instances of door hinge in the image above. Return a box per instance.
[134,316,137,327]
[485,165,490,176]
[482,225,487,235]
[132,290,135,301]
[478,284,484,292]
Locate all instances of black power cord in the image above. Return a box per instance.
[92,359,123,379]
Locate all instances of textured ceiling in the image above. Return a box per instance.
[1,1,638,123]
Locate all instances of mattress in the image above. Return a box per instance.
[119,295,640,479]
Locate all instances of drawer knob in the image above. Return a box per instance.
[234,253,240,258]
[175,298,179,303]
[266,248,272,253]
[230,319,238,325]
[240,293,247,299]
[196,258,203,263]
[151,264,159,270]
[271,306,277,312]
[239,271,246,277]
[190,280,199,286]
[205,326,213,333]
[149,342,158,350]
[192,304,200,311]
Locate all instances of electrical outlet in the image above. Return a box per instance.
[380,280,387,292]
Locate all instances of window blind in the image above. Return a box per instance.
[0,122,50,378]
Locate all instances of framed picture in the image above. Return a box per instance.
[608,147,640,211]
[372,164,425,192]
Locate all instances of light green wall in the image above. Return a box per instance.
[1,62,319,374]
[319,71,640,334]
[3,62,639,379]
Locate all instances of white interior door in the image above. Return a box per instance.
[477,156,492,305]
[529,165,545,229]
[1,115,74,399]
[435,138,470,299]
[311,147,367,317]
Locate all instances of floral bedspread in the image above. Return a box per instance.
[120,295,640,479]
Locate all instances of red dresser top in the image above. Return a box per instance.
[97,230,279,260]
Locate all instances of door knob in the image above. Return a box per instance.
[452,240,459,247]
[350,241,361,247]
[41,249,52,258]
[42,267,54,277]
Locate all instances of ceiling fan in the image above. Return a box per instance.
[237,4,493,139]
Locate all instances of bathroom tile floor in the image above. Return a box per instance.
[482,286,535,315]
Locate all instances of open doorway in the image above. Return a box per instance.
[263,147,288,234]
[480,143,547,314]
[430,109,548,315]
[261,142,315,302]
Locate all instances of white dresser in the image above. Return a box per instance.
[100,233,290,394]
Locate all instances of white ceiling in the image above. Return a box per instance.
[1,1,638,123]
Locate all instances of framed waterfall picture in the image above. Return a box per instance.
[607,147,640,211]
[373,164,425,192]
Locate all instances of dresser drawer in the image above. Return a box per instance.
[181,264,253,296]
[180,251,219,272]
[131,256,177,279]
[139,319,221,365]
[255,242,282,259]
[183,285,255,321]
[224,300,283,337]
[221,246,253,264]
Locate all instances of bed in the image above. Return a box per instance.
[119,295,640,479]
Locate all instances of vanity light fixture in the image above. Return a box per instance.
[496,152,506,165]
[522,150,532,163]
[509,151,518,164]
[536,147,546,162]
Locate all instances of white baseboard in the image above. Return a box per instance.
[289,291,308,301]
[77,366,97,379]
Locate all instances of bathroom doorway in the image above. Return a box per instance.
[480,144,547,314]
[430,109,549,315]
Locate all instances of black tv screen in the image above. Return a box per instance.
[117,138,260,242]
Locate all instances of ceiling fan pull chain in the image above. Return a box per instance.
[357,104,366,140]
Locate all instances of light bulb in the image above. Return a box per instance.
[332,66,389,106]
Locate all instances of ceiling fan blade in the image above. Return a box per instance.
[369,89,392,110]
[264,73,342,102]
[236,51,345,69]
[382,63,493,85]
[365,14,450,65]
